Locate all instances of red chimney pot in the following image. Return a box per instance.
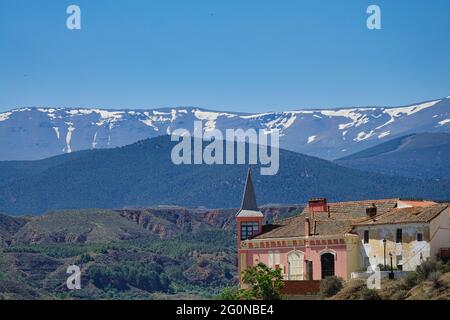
[308,198,328,213]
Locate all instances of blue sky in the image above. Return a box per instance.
[0,0,449,112]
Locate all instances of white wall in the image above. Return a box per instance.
[355,223,430,271]
[430,208,450,259]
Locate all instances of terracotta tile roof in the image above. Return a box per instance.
[253,199,399,239]
[398,200,437,207]
[353,204,449,226]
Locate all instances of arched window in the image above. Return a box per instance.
[288,251,304,280]
[321,252,335,279]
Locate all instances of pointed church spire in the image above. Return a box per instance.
[240,166,258,211]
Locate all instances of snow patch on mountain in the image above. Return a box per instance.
[378,131,391,139]
[388,100,441,116]
[53,127,60,140]
[91,132,97,149]
[307,135,317,144]
[240,112,272,119]
[193,109,236,131]
[0,112,12,122]
[12,108,32,112]
[377,100,441,130]
[321,109,371,130]
[64,124,75,153]
[140,110,177,124]
[262,112,298,134]
[355,130,375,142]
[52,108,126,128]
[37,108,60,119]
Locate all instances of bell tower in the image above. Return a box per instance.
[236,167,264,284]
[236,167,264,244]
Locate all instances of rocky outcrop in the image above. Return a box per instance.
[183,252,237,287]
[117,205,303,239]
[1,205,304,245]
[0,214,29,245]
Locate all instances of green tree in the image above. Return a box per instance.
[241,263,284,300]
[216,287,240,300]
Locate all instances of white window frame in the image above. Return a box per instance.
[287,251,304,280]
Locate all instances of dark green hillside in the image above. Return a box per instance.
[337,134,416,161]
[0,150,92,187]
[1,135,450,215]
[336,133,450,179]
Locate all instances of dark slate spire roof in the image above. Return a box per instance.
[236,167,263,218]
[241,167,258,210]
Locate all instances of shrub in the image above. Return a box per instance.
[77,253,93,264]
[198,258,209,268]
[216,287,240,300]
[401,272,419,289]
[428,271,443,289]
[360,287,381,300]
[377,263,385,271]
[320,276,343,298]
[390,289,408,300]
[416,260,439,281]
[438,261,450,273]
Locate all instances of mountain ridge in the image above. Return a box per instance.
[1,96,450,160]
[335,132,450,179]
[1,135,450,215]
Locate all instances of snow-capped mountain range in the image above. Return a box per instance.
[1,96,450,161]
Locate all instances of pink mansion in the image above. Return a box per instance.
[236,168,450,287]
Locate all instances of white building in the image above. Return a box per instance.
[352,202,450,271]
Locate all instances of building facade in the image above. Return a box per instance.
[353,203,450,271]
[236,168,450,287]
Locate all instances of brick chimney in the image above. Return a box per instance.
[304,217,311,236]
[308,198,327,213]
[366,203,377,218]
